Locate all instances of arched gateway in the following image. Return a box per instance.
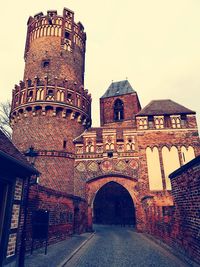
[93,181,135,225]
[86,176,139,230]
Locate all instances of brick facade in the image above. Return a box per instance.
[9,7,200,260]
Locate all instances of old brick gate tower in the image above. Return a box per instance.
[10,8,200,242]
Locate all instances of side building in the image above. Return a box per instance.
[0,130,39,267]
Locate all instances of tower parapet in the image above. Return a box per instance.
[11,77,91,127]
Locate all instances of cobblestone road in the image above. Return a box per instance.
[65,225,189,267]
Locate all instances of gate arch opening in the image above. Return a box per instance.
[93,181,136,226]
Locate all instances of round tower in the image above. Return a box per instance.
[10,8,91,194]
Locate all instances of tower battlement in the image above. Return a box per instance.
[11,76,91,127]
[25,8,86,59]
[23,8,86,86]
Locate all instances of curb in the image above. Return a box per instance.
[143,234,200,267]
[58,232,95,267]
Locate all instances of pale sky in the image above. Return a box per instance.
[0,0,200,129]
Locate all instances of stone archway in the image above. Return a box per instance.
[93,181,136,225]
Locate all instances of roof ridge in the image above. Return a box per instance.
[136,99,195,116]
[101,80,135,99]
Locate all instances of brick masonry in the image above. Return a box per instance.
[9,7,200,261]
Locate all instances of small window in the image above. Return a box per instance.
[114,99,124,121]
[47,90,53,96]
[48,18,52,25]
[28,90,33,97]
[65,31,70,39]
[171,116,181,128]
[67,93,72,99]
[107,151,113,158]
[42,60,50,68]
[63,140,67,149]
[27,79,32,87]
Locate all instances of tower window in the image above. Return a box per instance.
[114,99,124,121]
[48,18,52,25]
[27,79,32,87]
[65,31,70,39]
[28,90,33,97]
[47,90,53,96]
[63,140,67,149]
[107,151,113,158]
[42,60,50,68]
[67,93,72,99]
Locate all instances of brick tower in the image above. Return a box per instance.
[10,8,91,194]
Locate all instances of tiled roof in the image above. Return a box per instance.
[0,130,38,174]
[136,99,195,116]
[101,80,135,99]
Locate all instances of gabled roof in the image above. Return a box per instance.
[0,130,39,175]
[101,80,135,99]
[136,99,195,116]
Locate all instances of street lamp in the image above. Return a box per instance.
[24,146,38,165]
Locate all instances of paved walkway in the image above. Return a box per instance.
[25,232,93,267]
[25,225,198,267]
[64,225,191,267]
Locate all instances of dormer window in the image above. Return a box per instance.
[154,116,164,129]
[114,99,124,121]
[171,115,181,128]
[138,117,148,129]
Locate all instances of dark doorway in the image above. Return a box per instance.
[0,181,8,245]
[93,182,136,226]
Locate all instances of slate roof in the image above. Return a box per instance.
[0,130,38,174]
[136,99,195,116]
[101,80,135,99]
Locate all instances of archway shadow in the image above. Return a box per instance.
[93,181,136,227]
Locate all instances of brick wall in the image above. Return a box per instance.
[142,157,200,265]
[170,157,200,263]
[25,184,87,250]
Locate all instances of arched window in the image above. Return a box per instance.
[146,147,163,191]
[114,99,124,121]
[162,146,180,190]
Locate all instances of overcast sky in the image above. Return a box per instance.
[0,0,200,129]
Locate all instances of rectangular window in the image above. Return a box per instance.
[154,116,164,129]
[171,115,181,128]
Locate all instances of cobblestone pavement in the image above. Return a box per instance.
[64,225,189,267]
